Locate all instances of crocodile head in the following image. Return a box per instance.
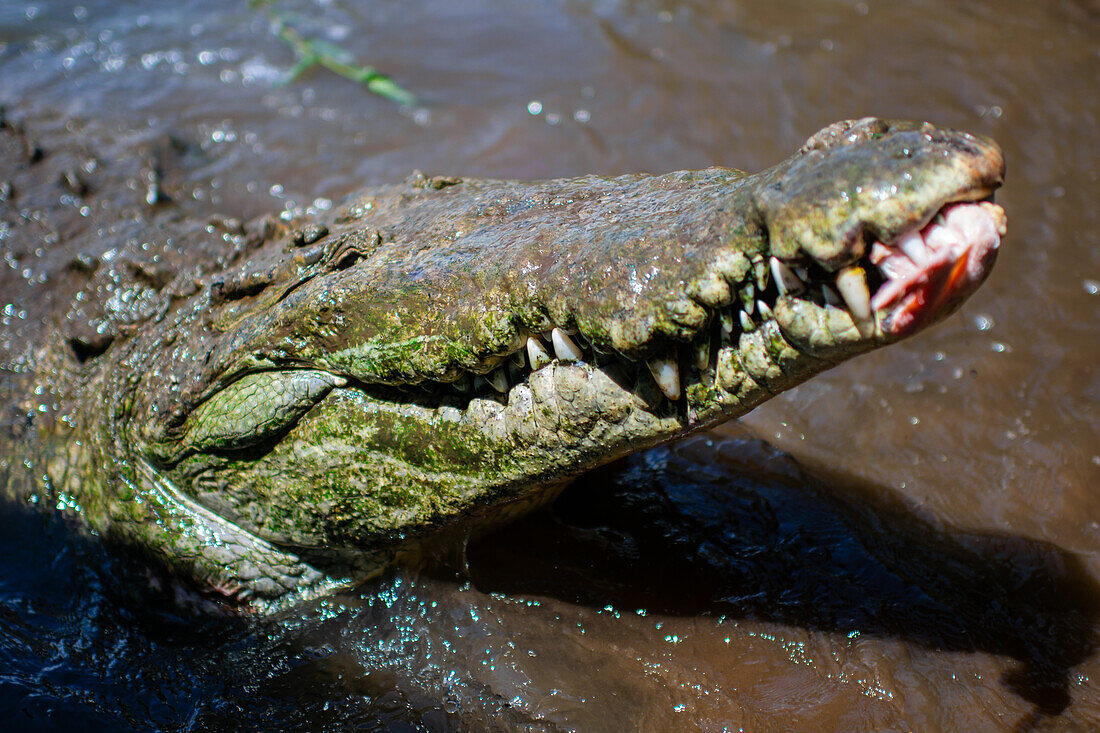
[111,118,1003,602]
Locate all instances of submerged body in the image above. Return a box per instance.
[1,118,1005,608]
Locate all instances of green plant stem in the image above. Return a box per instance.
[254,1,416,105]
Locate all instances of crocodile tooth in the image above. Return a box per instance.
[836,266,871,321]
[896,230,929,266]
[720,312,735,339]
[756,300,774,320]
[510,349,526,369]
[647,356,681,400]
[551,327,584,362]
[744,295,754,315]
[754,258,769,290]
[770,257,805,295]
[486,368,509,393]
[453,374,472,393]
[835,265,874,335]
[740,282,755,312]
[822,283,843,307]
[527,336,552,369]
[694,339,710,371]
[739,310,755,332]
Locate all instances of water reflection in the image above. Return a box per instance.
[471,435,1100,725]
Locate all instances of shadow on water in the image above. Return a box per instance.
[467,434,1100,727]
[2,431,1098,731]
[0,482,253,732]
[3,422,1097,731]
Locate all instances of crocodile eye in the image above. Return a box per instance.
[325,229,382,271]
[334,250,365,270]
[154,370,346,463]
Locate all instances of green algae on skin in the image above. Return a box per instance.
[181,390,526,547]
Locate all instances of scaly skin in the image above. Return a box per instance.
[16,118,1005,609]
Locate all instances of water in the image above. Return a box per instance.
[1,0,1098,729]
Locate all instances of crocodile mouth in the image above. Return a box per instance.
[155,196,1006,474]
[366,198,1006,407]
[867,200,1005,334]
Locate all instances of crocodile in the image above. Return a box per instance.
[0,117,1005,610]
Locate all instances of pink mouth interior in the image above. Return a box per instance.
[869,201,1006,335]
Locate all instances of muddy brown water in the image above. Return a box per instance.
[1,0,1098,730]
